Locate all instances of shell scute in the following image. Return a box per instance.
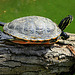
[3,16,61,41]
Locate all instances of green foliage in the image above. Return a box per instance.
[0,0,75,33]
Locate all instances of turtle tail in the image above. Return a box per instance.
[58,15,73,31]
[0,22,5,26]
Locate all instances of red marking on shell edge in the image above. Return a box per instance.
[12,40,56,44]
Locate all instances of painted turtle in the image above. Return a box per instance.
[0,15,73,44]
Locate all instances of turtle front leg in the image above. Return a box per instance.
[57,31,70,45]
[60,31,69,40]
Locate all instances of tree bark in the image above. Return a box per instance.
[0,32,75,75]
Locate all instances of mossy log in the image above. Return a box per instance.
[0,33,75,75]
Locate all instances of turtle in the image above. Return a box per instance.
[0,15,73,44]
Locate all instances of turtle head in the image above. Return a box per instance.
[58,15,73,40]
[58,15,73,31]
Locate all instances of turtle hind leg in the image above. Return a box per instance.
[0,30,14,40]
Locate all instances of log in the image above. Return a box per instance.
[0,32,75,75]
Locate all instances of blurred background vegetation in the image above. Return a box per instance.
[0,0,75,33]
[0,0,75,75]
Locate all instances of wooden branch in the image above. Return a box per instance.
[0,32,75,75]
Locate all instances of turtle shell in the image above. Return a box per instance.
[3,16,61,44]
